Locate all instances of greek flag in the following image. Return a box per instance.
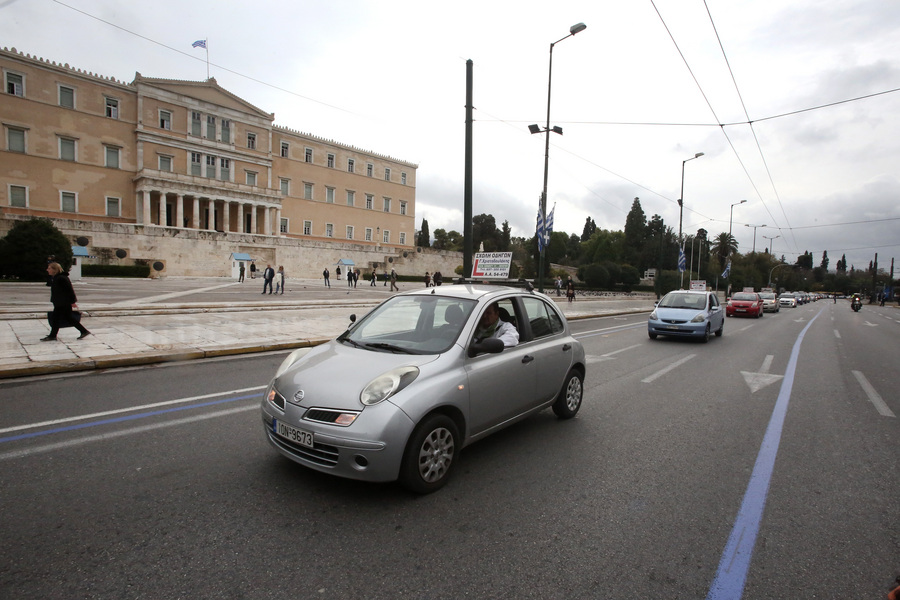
[545,205,555,243]
[678,248,686,273]
[536,206,545,252]
[721,261,731,278]
[192,39,207,49]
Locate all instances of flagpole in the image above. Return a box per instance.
[205,39,209,79]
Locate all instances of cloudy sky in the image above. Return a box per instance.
[2,0,899,272]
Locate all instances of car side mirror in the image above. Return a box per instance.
[467,337,505,358]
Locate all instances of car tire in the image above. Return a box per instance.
[701,324,710,343]
[715,322,723,337]
[648,331,658,340]
[552,369,584,419]
[399,414,459,494]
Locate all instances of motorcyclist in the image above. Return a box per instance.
[850,293,862,311]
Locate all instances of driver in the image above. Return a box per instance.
[473,303,519,347]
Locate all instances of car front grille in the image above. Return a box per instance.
[305,408,360,426]
[661,318,688,324]
[268,431,339,467]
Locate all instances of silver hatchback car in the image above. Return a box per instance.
[261,284,586,493]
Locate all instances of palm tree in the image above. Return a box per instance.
[711,232,738,271]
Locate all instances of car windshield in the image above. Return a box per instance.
[659,292,706,310]
[339,295,477,354]
[733,293,757,301]
[760,293,776,300]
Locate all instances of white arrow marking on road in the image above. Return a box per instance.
[852,371,896,418]
[641,354,696,383]
[833,330,841,339]
[863,321,878,327]
[741,354,784,393]
[794,318,806,322]
[587,344,641,364]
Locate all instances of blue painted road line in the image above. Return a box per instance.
[706,308,822,600]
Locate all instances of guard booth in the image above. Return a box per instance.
[335,258,355,279]
[230,252,255,280]
[70,246,92,280]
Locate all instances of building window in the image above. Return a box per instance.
[106,197,120,217]
[304,183,313,200]
[191,111,202,136]
[280,141,289,157]
[346,190,355,206]
[400,201,407,215]
[346,226,354,240]
[305,147,313,163]
[246,171,257,186]
[191,152,201,176]
[105,97,119,119]
[247,132,256,149]
[206,115,216,139]
[326,187,335,203]
[61,191,77,212]
[59,85,74,109]
[280,218,289,234]
[105,146,120,169]
[382,230,390,244]
[366,163,373,177]
[327,153,335,168]
[325,223,333,238]
[348,158,355,173]
[7,127,25,153]
[5,72,24,96]
[365,228,372,242]
[206,155,217,178]
[220,119,231,143]
[160,110,172,130]
[399,232,406,245]
[59,137,76,162]
[220,157,230,181]
[303,220,312,235]
[365,194,373,210]
[401,172,407,185]
[158,155,172,171]
[9,185,27,208]
[280,178,290,195]
[383,197,391,212]
[384,167,391,181]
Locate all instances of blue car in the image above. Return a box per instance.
[648,290,725,343]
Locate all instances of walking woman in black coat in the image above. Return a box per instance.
[42,262,90,341]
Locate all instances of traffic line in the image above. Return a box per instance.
[575,322,645,339]
[851,371,896,418]
[587,344,641,364]
[833,329,841,339]
[641,354,696,383]
[706,308,822,600]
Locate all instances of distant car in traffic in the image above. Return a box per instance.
[726,292,764,318]
[759,292,780,313]
[648,290,724,342]
[779,293,798,308]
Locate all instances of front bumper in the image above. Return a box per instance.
[648,320,708,337]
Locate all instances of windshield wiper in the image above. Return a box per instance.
[364,342,416,354]
[340,337,365,349]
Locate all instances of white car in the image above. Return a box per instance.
[779,293,797,308]
[760,292,780,312]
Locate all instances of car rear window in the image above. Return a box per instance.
[733,293,757,301]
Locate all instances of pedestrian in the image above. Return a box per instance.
[249,262,257,279]
[323,268,330,287]
[42,262,91,341]
[238,264,245,283]
[336,266,342,280]
[383,268,388,286]
[424,272,431,287]
[566,276,576,303]
[370,270,377,286]
[390,268,399,292]
[348,267,353,287]
[354,268,360,288]
[262,264,275,294]
[275,266,285,294]
[555,275,562,297]
[434,271,443,286]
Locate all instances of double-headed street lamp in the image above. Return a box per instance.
[528,22,587,292]
[762,234,780,254]
[677,152,704,243]
[729,199,746,237]
[745,223,767,253]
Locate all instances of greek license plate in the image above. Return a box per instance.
[737,308,746,312]
[274,420,314,448]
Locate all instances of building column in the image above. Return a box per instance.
[222,200,230,233]
[140,190,151,225]
[208,200,215,231]
[275,208,282,236]
[175,194,184,228]
[192,197,200,229]
[158,192,166,226]
[264,206,273,236]
[250,203,257,234]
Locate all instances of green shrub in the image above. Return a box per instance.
[83,264,151,278]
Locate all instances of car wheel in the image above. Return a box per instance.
[715,321,723,337]
[552,369,583,419]
[399,414,459,494]
[648,331,658,340]
[701,324,710,343]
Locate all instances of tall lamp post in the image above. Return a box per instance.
[677,153,704,243]
[745,223,767,253]
[729,199,746,237]
[762,234,780,255]
[528,22,587,292]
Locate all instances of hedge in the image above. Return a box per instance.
[83,264,151,278]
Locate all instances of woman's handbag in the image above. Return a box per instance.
[47,310,82,328]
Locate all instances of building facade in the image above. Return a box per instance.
[1,47,442,278]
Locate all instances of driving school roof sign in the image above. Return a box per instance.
[472,252,513,279]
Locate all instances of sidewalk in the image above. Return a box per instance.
[0,278,654,379]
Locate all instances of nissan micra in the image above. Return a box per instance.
[261,284,586,494]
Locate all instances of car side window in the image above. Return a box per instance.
[709,294,719,309]
[521,297,562,339]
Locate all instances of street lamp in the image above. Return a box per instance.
[729,199,746,237]
[677,152,704,243]
[528,22,587,292]
[762,234,780,254]
[745,223,767,253]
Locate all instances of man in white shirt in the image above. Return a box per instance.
[473,303,519,347]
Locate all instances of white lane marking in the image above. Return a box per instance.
[0,386,266,434]
[834,330,841,339]
[741,355,784,393]
[0,405,257,461]
[575,322,645,339]
[587,344,642,364]
[864,321,878,327]
[641,354,696,383]
[851,371,896,418]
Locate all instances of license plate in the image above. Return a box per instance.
[274,419,314,448]
[737,308,746,312]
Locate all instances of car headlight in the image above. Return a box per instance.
[649,310,657,320]
[274,347,313,378]
[360,366,419,406]
[690,313,706,323]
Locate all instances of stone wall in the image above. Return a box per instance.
[0,214,463,279]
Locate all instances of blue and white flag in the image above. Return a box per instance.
[544,205,555,246]
[721,260,731,278]
[536,203,545,252]
[678,248,686,273]
[192,39,207,49]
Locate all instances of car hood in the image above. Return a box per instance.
[653,306,706,322]
[730,300,756,306]
[274,340,442,409]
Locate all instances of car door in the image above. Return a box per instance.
[708,293,724,330]
[519,296,574,403]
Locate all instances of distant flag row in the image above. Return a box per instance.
[192,39,207,49]
[678,247,686,273]
[536,201,555,252]
[721,260,731,278]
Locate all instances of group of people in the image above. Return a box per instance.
[260,265,286,294]
[423,271,443,287]
[322,266,399,291]
[554,275,577,302]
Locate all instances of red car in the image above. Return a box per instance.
[726,292,764,318]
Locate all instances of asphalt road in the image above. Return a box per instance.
[0,301,897,599]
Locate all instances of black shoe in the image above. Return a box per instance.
[77,332,91,340]
[40,336,57,342]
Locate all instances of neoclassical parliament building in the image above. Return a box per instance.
[1,47,456,278]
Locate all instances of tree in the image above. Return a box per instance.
[623,197,647,266]
[711,232,738,271]
[796,251,813,270]
[417,219,430,247]
[432,229,464,252]
[501,220,511,251]
[820,250,829,271]
[0,218,72,280]
[472,213,502,251]
[837,254,847,273]
[581,217,597,242]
